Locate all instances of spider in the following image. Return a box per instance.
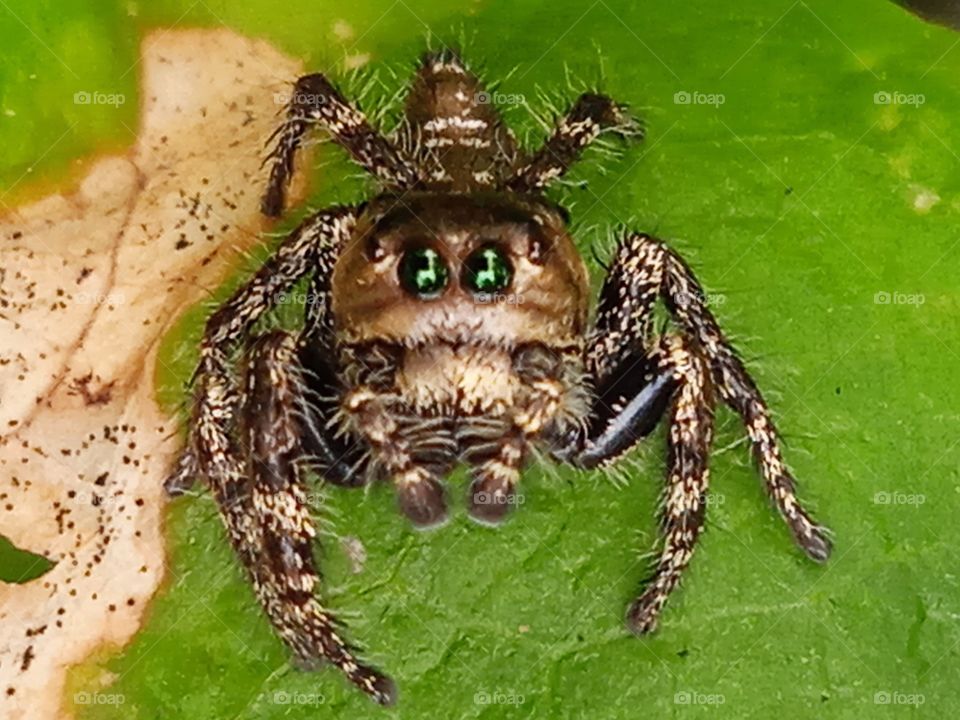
[166,50,831,705]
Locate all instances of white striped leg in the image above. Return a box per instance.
[263,74,416,215]
[600,233,831,563]
[165,208,357,496]
[627,335,714,635]
[235,331,395,704]
[507,93,639,192]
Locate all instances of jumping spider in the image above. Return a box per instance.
[167,50,831,705]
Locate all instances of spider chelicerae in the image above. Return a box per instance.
[166,49,831,705]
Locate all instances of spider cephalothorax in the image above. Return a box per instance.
[330,190,592,527]
[167,50,831,706]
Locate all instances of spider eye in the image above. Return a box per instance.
[398,246,449,298]
[463,244,512,296]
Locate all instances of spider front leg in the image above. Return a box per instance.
[624,335,714,634]
[235,330,395,704]
[565,231,831,632]
[165,207,356,495]
[263,73,417,216]
[570,326,714,634]
[592,232,830,547]
[652,236,833,562]
[506,93,639,192]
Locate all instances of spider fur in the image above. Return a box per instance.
[166,49,831,705]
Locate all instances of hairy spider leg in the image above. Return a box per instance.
[570,232,830,630]
[581,232,831,559]
[624,335,714,634]
[656,237,833,562]
[166,208,397,703]
[238,331,396,704]
[507,92,639,192]
[164,208,357,496]
[296,342,367,487]
[262,73,416,216]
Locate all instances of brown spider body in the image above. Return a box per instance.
[167,50,831,706]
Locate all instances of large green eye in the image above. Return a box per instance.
[463,244,512,296]
[398,246,449,297]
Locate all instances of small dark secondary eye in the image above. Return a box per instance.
[463,244,512,295]
[398,246,449,297]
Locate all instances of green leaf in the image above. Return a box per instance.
[0,535,55,584]
[4,0,959,717]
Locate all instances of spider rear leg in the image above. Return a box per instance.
[233,330,395,704]
[263,73,416,216]
[506,93,640,192]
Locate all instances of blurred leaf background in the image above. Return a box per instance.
[2,0,960,717]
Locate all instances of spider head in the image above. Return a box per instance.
[332,192,589,348]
